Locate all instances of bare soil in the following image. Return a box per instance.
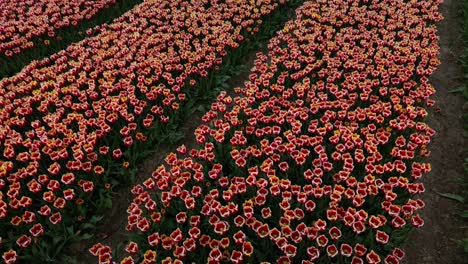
[402,0,467,263]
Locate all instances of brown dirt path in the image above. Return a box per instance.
[402,0,467,263]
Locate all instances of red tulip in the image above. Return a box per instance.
[16,235,31,248]
[2,250,17,264]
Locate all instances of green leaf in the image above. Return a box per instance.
[449,86,465,93]
[52,235,63,246]
[31,244,40,258]
[66,226,74,236]
[458,238,468,253]
[80,223,96,229]
[89,215,104,224]
[448,177,465,184]
[103,198,113,209]
[53,240,67,260]
[461,210,468,218]
[78,233,94,241]
[437,192,465,203]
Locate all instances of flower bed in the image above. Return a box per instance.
[0,0,124,56]
[0,0,294,262]
[0,0,144,78]
[91,0,443,263]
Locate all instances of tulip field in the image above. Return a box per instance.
[0,0,119,56]
[1,0,465,263]
[0,0,143,78]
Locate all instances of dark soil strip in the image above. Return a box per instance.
[402,0,467,263]
[61,4,300,264]
[0,0,143,79]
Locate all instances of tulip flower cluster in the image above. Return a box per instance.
[0,0,288,262]
[0,0,120,56]
[91,0,443,263]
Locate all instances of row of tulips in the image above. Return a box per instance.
[0,0,294,262]
[90,0,443,263]
[0,0,120,56]
[0,0,144,78]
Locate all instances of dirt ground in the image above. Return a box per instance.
[402,0,467,263]
[65,1,467,263]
